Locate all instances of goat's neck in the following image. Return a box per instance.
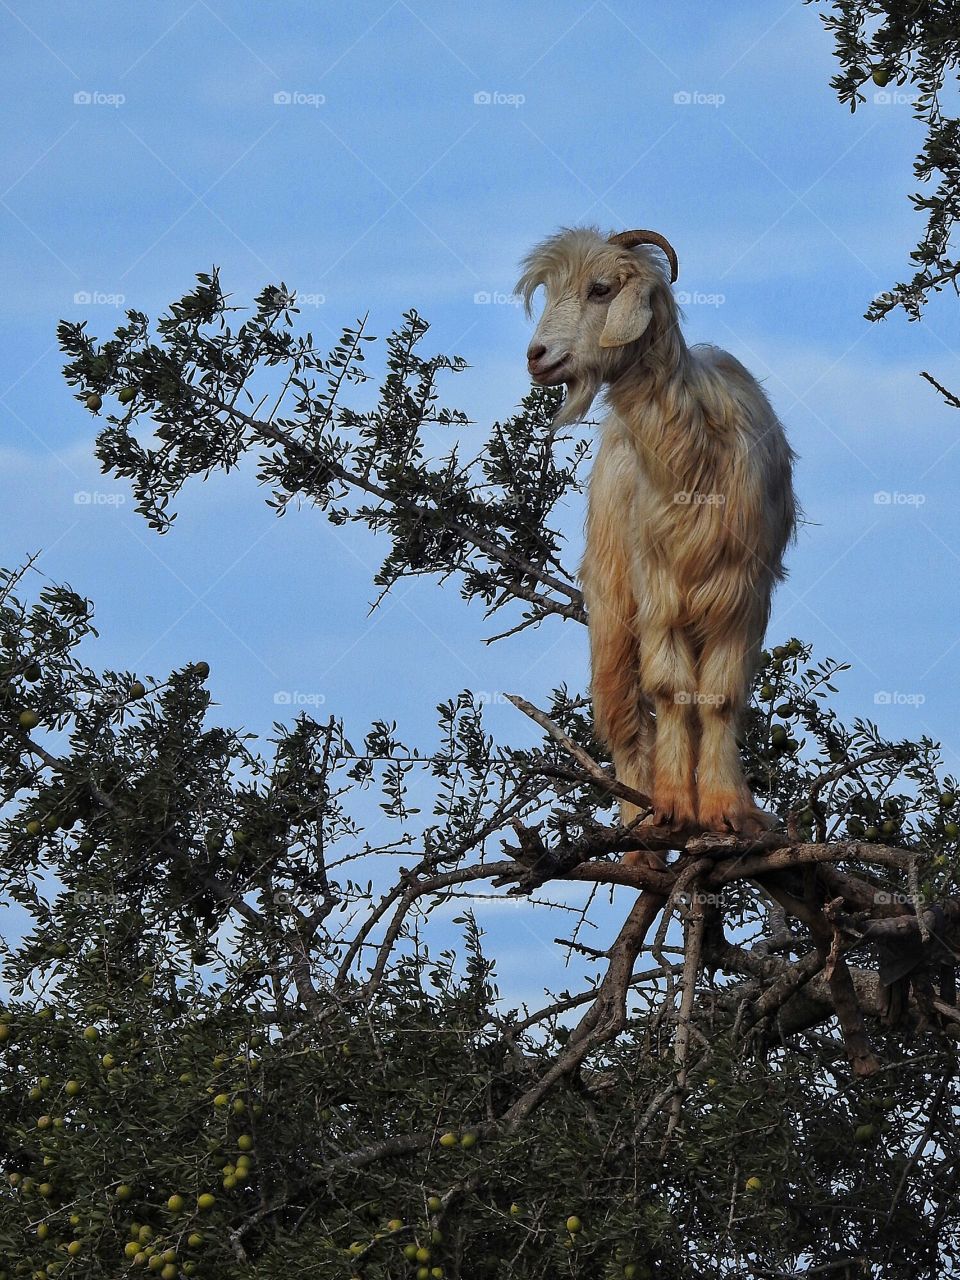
[605,336,703,489]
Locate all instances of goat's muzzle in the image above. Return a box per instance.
[527,345,572,385]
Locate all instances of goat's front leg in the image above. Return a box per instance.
[696,623,773,835]
[639,624,698,831]
[582,432,655,837]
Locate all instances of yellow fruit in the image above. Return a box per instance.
[237,1134,253,1151]
[130,681,146,699]
[509,1203,520,1216]
[161,1267,177,1280]
[416,1247,431,1263]
[745,1177,762,1192]
[25,820,42,837]
[427,1196,442,1212]
[187,1232,203,1248]
[85,393,103,412]
[167,1194,185,1212]
[386,1219,403,1232]
[460,1131,477,1149]
[66,1243,81,1257]
[64,1081,80,1097]
[118,386,137,405]
[18,710,40,730]
[82,1026,98,1041]
[566,1216,582,1233]
[872,66,891,86]
[115,1184,133,1200]
[403,1244,419,1261]
[438,1132,457,1148]
[197,1193,215,1211]
[37,1224,49,1240]
[213,1093,230,1107]
[125,1243,140,1259]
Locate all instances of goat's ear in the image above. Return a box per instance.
[598,277,654,348]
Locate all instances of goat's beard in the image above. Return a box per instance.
[552,370,602,426]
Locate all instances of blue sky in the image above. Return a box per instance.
[2,2,959,1005]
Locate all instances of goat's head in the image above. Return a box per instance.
[516,226,680,423]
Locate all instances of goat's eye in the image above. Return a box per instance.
[588,282,612,300]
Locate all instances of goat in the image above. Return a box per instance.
[517,226,796,838]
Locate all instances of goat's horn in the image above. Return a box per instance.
[608,229,679,283]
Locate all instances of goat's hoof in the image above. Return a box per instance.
[645,802,696,837]
[698,791,777,837]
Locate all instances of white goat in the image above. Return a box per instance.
[518,227,796,838]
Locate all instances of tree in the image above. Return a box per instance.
[811,0,960,406]
[0,271,952,1278]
